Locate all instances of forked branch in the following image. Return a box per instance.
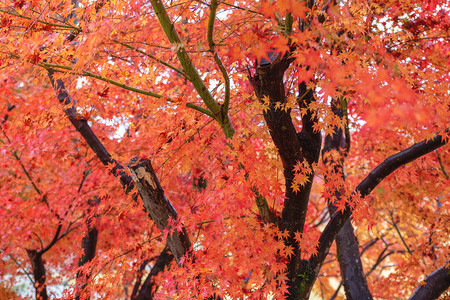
[150,0,235,138]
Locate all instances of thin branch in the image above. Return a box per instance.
[360,238,379,256]
[221,1,261,15]
[83,234,163,293]
[22,1,51,36]
[435,149,449,179]
[42,62,163,98]
[8,52,215,118]
[1,127,61,219]
[44,63,215,118]
[77,169,91,194]
[389,211,413,255]
[113,40,188,79]
[329,281,342,300]
[150,0,234,138]
[32,232,44,250]
[41,223,62,254]
[0,8,81,31]
[9,254,34,283]
[207,0,231,112]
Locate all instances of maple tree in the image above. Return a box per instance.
[0,0,449,299]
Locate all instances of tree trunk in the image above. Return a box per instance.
[27,249,48,300]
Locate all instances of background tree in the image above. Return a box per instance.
[0,0,449,299]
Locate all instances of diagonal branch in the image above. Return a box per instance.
[47,68,135,193]
[113,39,188,79]
[310,129,449,278]
[40,223,62,254]
[48,68,191,263]
[389,211,413,255]
[41,62,214,118]
[408,260,450,300]
[128,157,191,263]
[0,8,81,32]
[134,246,174,300]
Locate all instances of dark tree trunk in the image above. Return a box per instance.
[250,55,321,299]
[27,249,48,300]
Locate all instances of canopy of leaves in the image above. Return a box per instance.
[0,0,449,299]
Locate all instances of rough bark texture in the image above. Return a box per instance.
[323,101,372,300]
[134,247,174,300]
[27,250,48,300]
[409,260,450,300]
[128,157,191,262]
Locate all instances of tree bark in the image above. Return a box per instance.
[250,55,321,299]
[75,208,98,300]
[27,249,48,300]
[409,260,450,300]
[128,157,191,263]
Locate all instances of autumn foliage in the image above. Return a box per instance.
[0,0,449,299]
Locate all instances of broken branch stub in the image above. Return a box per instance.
[128,157,191,263]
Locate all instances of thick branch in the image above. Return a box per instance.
[131,260,149,299]
[409,260,450,300]
[128,157,191,263]
[310,130,449,279]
